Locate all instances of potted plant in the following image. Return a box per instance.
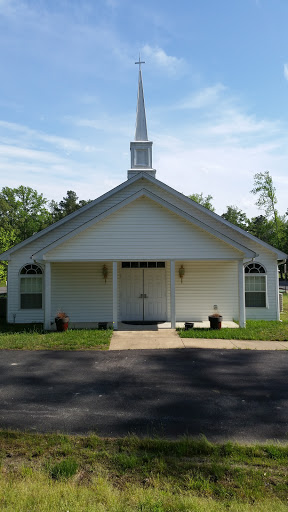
[55,311,69,332]
[208,305,223,329]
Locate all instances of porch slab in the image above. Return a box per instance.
[116,321,239,331]
[176,321,239,329]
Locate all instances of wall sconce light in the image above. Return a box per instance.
[102,264,108,283]
[179,265,185,283]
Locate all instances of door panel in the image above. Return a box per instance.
[121,269,143,321]
[121,268,166,321]
[144,269,166,321]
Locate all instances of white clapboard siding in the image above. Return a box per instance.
[51,262,113,324]
[175,261,239,321]
[46,197,243,261]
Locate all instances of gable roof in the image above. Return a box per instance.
[32,188,257,260]
[0,172,286,260]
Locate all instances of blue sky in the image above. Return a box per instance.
[0,0,288,218]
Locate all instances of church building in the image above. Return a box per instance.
[0,63,286,330]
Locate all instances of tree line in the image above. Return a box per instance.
[0,171,287,283]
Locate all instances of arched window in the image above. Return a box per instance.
[244,263,267,308]
[20,264,43,309]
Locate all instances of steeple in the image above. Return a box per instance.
[127,58,156,179]
[135,68,148,141]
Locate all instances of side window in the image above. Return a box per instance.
[20,264,43,309]
[244,263,267,308]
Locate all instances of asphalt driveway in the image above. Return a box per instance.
[0,349,287,442]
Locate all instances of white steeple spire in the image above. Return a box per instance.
[135,66,148,141]
[127,57,156,179]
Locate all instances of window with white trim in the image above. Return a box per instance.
[244,263,267,308]
[20,264,43,309]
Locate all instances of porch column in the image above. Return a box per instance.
[113,261,118,330]
[44,261,51,331]
[170,260,176,328]
[238,260,246,328]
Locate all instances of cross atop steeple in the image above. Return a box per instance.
[135,55,145,71]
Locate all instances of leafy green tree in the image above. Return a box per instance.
[189,193,215,212]
[50,190,91,222]
[248,215,274,244]
[0,227,17,283]
[250,171,280,246]
[221,205,249,230]
[0,186,51,242]
[0,186,51,283]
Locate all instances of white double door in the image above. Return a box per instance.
[121,268,167,322]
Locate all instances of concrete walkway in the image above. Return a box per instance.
[110,327,288,351]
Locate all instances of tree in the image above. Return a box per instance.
[247,215,274,244]
[50,190,91,222]
[221,205,249,230]
[250,171,280,246]
[0,186,51,242]
[0,227,17,283]
[189,193,215,212]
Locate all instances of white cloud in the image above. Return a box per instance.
[0,120,99,153]
[284,63,288,81]
[207,110,281,137]
[142,45,186,75]
[69,114,132,137]
[178,84,227,109]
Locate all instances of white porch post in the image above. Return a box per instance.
[238,260,246,328]
[170,260,176,328]
[113,261,118,330]
[44,261,51,331]
[276,265,280,321]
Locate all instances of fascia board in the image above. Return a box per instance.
[33,187,256,260]
[0,250,11,260]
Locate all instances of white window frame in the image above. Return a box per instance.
[244,263,268,309]
[19,264,43,310]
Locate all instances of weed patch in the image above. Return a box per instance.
[1,431,288,511]
[47,458,78,480]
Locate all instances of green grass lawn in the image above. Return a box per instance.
[178,292,288,341]
[0,319,112,350]
[1,293,287,348]
[0,431,288,511]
